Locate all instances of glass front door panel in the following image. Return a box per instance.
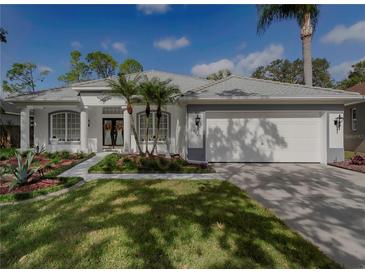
[103,118,124,147]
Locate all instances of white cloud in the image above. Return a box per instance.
[39,65,53,73]
[321,21,365,44]
[234,44,284,75]
[137,4,170,15]
[329,56,365,80]
[112,42,128,54]
[70,41,82,49]
[191,59,234,77]
[154,36,190,51]
[191,44,284,77]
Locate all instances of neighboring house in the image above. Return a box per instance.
[0,99,21,147]
[4,70,364,163]
[344,82,365,152]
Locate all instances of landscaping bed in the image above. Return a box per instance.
[0,177,82,203]
[0,179,339,268]
[0,150,94,201]
[329,161,365,174]
[330,153,365,174]
[88,153,215,174]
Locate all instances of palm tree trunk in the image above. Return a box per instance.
[301,12,313,86]
[145,114,150,155]
[130,113,143,155]
[151,115,160,155]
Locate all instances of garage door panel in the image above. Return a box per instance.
[206,112,321,162]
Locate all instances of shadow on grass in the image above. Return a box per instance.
[0,179,338,268]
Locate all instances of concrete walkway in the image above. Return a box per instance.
[59,152,225,181]
[214,163,365,269]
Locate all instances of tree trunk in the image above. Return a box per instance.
[151,115,160,155]
[301,12,313,86]
[127,103,143,155]
[130,113,143,155]
[145,116,150,155]
[151,106,161,155]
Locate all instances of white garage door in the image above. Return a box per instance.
[206,111,321,162]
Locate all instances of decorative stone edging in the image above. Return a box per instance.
[0,179,86,207]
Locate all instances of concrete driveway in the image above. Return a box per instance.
[214,163,365,268]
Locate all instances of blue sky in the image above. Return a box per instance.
[1,4,365,92]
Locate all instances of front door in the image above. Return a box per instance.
[103,118,124,147]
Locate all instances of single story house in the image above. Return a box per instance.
[4,70,364,163]
[344,82,365,152]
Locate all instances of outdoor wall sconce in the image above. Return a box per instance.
[195,114,201,135]
[88,119,90,127]
[334,114,343,133]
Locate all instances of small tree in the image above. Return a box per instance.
[337,60,365,89]
[150,79,180,155]
[206,69,232,80]
[58,50,91,84]
[107,74,143,155]
[2,63,50,93]
[86,51,117,78]
[120,58,143,75]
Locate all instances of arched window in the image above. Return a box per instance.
[50,111,80,142]
[137,111,170,142]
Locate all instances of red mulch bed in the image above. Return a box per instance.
[0,155,80,195]
[0,178,60,194]
[329,161,365,174]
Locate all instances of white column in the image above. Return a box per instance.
[123,109,131,153]
[80,107,88,152]
[20,107,30,151]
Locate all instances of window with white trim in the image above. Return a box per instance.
[138,111,170,142]
[351,108,358,131]
[50,112,80,142]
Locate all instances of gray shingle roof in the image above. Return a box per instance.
[73,70,211,93]
[183,75,363,99]
[0,99,20,114]
[5,87,80,103]
[5,71,363,103]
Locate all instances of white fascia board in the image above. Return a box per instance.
[72,87,112,91]
[180,96,364,104]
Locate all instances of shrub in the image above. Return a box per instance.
[9,151,38,191]
[60,150,71,159]
[350,154,365,165]
[51,155,61,164]
[33,144,46,155]
[0,148,17,161]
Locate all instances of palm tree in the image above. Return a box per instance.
[138,77,158,155]
[150,79,180,155]
[107,74,143,155]
[257,5,320,86]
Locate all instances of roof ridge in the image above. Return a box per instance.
[72,70,211,87]
[146,69,212,82]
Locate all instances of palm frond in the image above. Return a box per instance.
[257,4,319,34]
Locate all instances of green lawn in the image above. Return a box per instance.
[0,179,339,268]
[88,153,214,174]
